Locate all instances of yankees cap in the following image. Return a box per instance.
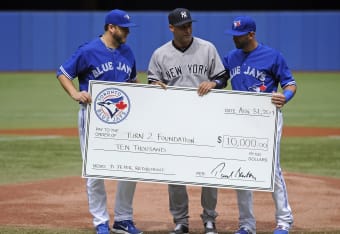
[168,8,196,26]
[225,15,256,36]
[105,9,137,27]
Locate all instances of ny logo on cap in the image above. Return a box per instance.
[180,11,188,19]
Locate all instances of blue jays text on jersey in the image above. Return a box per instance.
[230,65,266,81]
[92,61,132,78]
[223,43,296,93]
[56,37,137,92]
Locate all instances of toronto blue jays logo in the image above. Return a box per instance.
[248,82,267,92]
[94,87,130,124]
[233,20,241,29]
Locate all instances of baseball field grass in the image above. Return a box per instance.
[0,72,339,234]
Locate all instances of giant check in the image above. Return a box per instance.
[83,81,278,192]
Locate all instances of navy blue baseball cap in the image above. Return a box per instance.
[105,9,137,27]
[168,8,197,26]
[225,15,256,36]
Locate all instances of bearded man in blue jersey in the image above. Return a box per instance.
[56,9,142,234]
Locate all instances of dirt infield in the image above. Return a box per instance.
[0,127,340,233]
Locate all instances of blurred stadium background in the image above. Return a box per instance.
[0,1,339,72]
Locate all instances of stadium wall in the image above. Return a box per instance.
[0,11,339,71]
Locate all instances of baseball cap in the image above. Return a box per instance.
[225,15,256,36]
[105,9,137,27]
[168,8,196,26]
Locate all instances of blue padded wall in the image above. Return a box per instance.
[0,11,339,71]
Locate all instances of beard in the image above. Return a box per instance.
[234,38,249,50]
[113,32,126,45]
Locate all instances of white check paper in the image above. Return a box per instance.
[83,81,278,192]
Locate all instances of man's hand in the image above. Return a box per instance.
[272,85,296,108]
[271,92,286,108]
[73,91,92,104]
[198,81,216,96]
[152,81,167,90]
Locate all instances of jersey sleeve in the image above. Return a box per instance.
[207,44,226,78]
[147,50,163,84]
[129,61,138,82]
[207,44,228,89]
[56,43,88,80]
[273,52,297,89]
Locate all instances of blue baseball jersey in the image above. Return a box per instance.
[223,43,296,93]
[56,37,137,91]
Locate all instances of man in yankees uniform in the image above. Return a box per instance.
[223,15,296,234]
[148,8,228,234]
[56,9,142,234]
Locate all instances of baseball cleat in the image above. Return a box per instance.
[169,223,189,234]
[96,222,110,234]
[204,221,218,234]
[234,227,252,234]
[273,225,289,234]
[112,220,143,234]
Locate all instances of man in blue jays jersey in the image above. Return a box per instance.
[56,9,142,234]
[223,16,296,234]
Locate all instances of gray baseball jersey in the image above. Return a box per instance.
[148,37,225,88]
[147,36,223,226]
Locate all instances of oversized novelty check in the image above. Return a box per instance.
[83,81,278,192]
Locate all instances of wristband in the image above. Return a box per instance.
[283,90,294,103]
[213,79,221,88]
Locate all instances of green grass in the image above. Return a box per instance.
[0,136,81,184]
[0,72,339,234]
[0,72,339,129]
[281,137,340,177]
[0,72,79,129]
[283,73,340,127]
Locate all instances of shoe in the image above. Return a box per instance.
[96,222,110,234]
[169,224,189,234]
[234,227,251,234]
[273,225,289,234]
[112,220,143,234]
[204,221,218,234]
